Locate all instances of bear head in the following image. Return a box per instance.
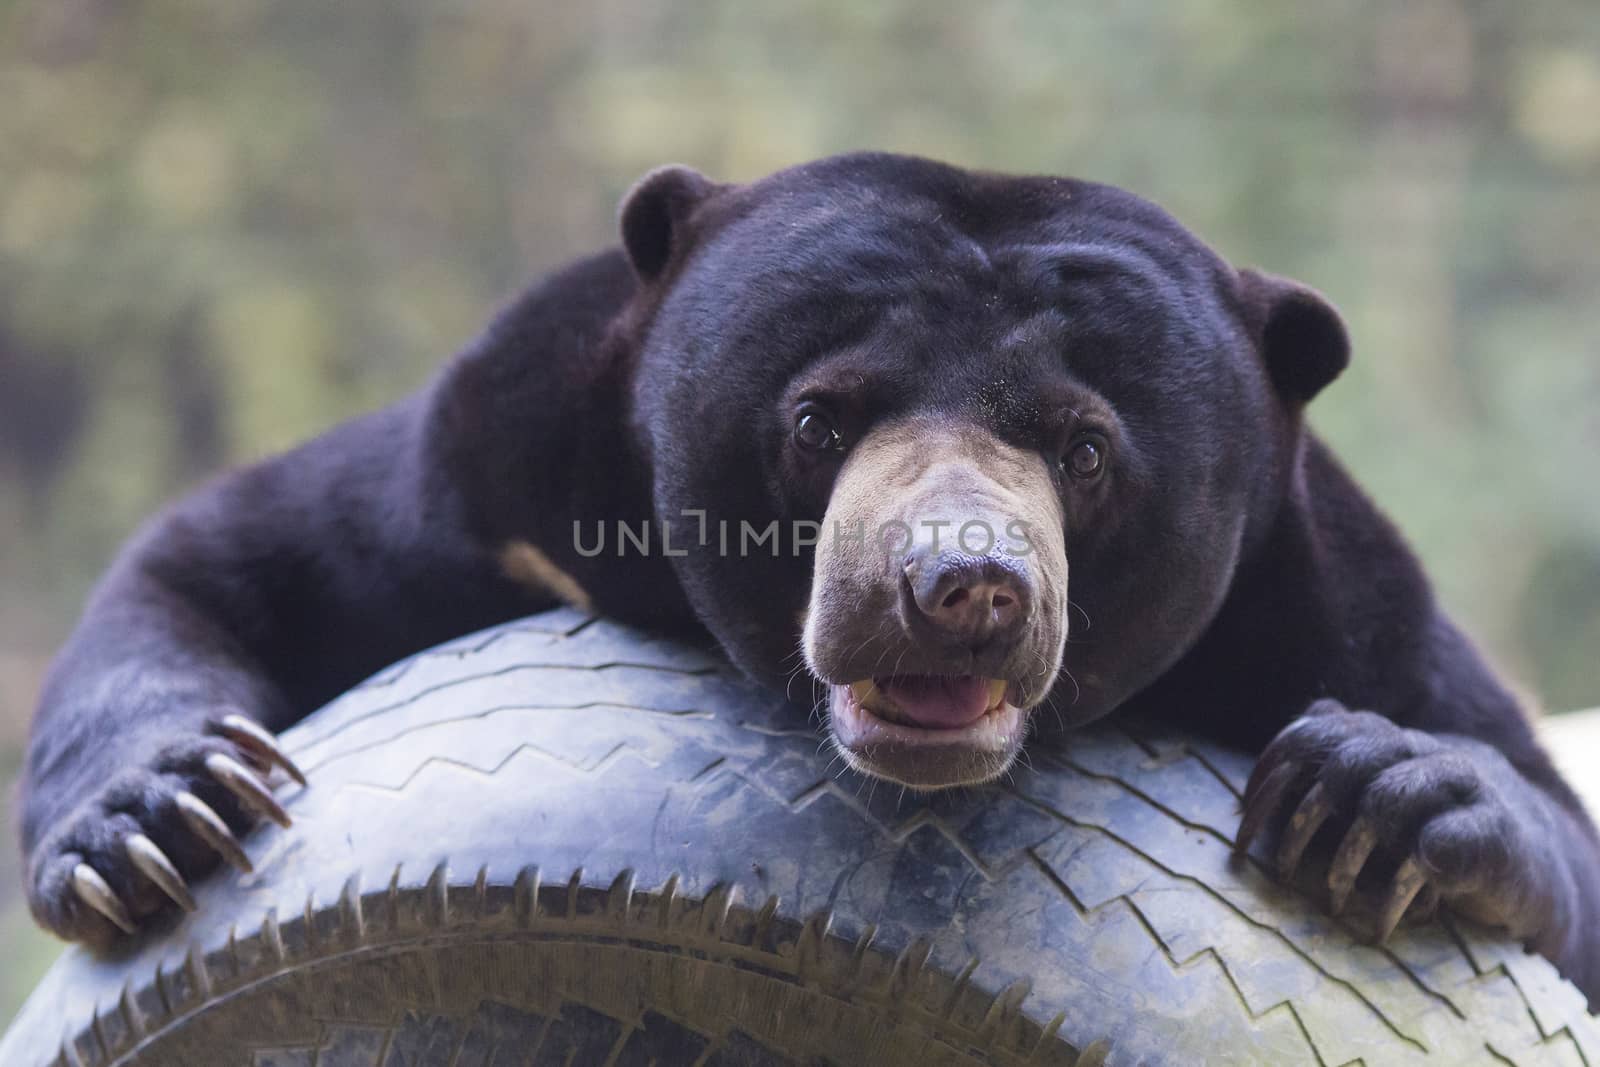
[613,153,1347,788]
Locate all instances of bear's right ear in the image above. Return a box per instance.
[619,164,719,283]
[1236,268,1350,405]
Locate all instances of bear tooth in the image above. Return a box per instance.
[986,679,1007,710]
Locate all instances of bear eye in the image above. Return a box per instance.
[1063,434,1107,480]
[794,406,844,453]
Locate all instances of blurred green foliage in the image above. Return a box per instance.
[2,0,1599,1024]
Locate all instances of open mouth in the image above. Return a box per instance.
[828,674,1026,754]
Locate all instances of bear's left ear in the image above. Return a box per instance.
[1236,268,1350,405]
[619,164,720,283]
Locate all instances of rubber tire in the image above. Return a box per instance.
[2,610,1596,1067]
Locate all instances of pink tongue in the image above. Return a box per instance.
[879,675,992,729]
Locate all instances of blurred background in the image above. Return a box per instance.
[2,0,1598,1021]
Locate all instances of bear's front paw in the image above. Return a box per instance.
[26,715,305,945]
[1236,700,1559,944]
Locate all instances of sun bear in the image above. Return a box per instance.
[19,153,1598,1002]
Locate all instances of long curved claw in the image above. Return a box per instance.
[1327,815,1379,915]
[1276,781,1335,879]
[204,753,291,829]
[71,863,136,935]
[1234,761,1300,857]
[175,792,254,873]
[1375,856,1430,943]
[125,834,196,913]
[214,714,307,787]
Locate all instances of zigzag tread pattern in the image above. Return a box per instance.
[5,614,1594,1067]
[1036,742,1598,1066]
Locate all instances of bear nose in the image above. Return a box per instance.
[902,547,1031,648]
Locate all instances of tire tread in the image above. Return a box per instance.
[4,614,1595,1067]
